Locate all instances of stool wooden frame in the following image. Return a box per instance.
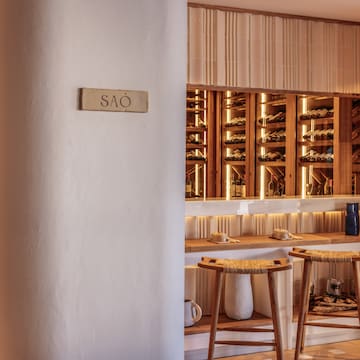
[198,256,291,360]
[289,247,360,360]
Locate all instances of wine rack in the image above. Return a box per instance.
[297,96,335,196]
[222,92,250,199]
[255,93,295,197]
[185,86,357,200]
[186,89,208,198]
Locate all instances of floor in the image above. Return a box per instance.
[217,339,360,359]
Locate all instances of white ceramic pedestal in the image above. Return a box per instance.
[224,273,254,320]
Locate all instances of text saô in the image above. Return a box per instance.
[80,88,148,113]
[100,94,132,109]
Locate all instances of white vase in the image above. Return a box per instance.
[224,273,254,320]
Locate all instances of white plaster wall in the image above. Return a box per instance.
[0,0,186,359]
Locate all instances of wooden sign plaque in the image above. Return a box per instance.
[80,88,148,113]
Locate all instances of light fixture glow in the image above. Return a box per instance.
[260,165,265,199]
[301,96,309,198]
[225,91,231,200]
[259,93,267,198]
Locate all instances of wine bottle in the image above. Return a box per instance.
[323,177,330,195]
[240,179,246,197]
[278,178,285,196]
[345,203,359,235]
[267,175,275,197]
[235,177,242,197]
[185,175,193,198]
[231,174,236,198]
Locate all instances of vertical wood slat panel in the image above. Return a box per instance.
[188,6,360,94]
[188,7,204,84]
[249,14,265,89]
[274,16,284,90]
[215,11,225,86]
[225,12,250,87]
[298,20,311,92]
[205,9,213,84]
[342,25,358,93]
[185,212,345,239]
[354,27,360,94]
[329,23,339,93]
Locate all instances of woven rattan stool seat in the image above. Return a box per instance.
[198,256,291,360]
[289,247,360,360]
[289,247,360,263]
[198,256,291,274]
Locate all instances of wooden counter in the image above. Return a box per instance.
[185,232,360,253]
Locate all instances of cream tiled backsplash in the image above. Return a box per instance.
[185,211,344,239]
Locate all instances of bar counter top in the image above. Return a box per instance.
[185,232,360,253]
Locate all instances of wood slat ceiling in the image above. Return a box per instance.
[189,0,360,22]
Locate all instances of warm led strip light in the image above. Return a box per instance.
[259,93,267,199]
[225,91,231,200]
[301,96,308,198]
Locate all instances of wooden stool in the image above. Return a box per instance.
[289,247,360,360]
[198,256,291,360]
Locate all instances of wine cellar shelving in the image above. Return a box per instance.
[255,93,291,197]
[297,96,335,196]
[185,87,359,200]
[185,89,208,198]
[222,92,249,199]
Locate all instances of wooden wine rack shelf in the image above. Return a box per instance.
[186,87,359,199]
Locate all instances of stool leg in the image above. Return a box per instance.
[352,261,360,324]
[208,270,224,360]
[294,259,312,360]
[267,271,283,360]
